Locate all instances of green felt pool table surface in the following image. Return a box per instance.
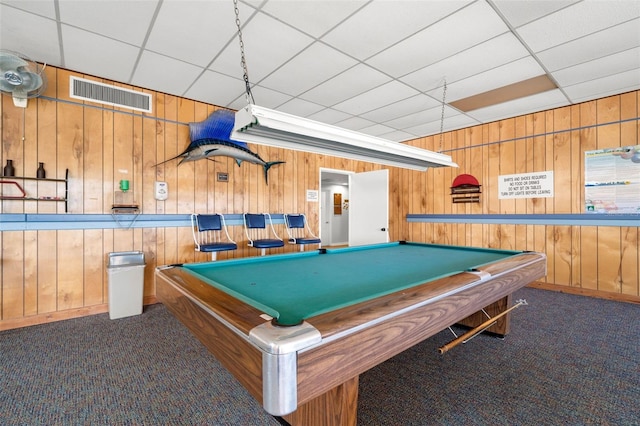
[182,241,521,325]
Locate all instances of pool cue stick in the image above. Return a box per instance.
[438,300,526,354]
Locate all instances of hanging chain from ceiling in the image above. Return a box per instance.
[439,78,447,152]
[233,0,254,105]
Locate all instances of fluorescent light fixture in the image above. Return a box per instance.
[232,104,458,171]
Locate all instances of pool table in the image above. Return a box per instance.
[155,241,546,425]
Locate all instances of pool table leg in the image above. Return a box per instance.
[281,375,359,426]
[456,294,513,336]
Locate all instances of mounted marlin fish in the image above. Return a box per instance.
[154,109,284,184]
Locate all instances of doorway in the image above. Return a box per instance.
[320,169,350,247]
[319,168,389,247]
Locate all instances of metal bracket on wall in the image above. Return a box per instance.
[111,205,140,229]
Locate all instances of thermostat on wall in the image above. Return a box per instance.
[155,181,168,200]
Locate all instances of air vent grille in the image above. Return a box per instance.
[69,76,152,113]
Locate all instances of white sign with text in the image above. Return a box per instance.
[498,171,554,199]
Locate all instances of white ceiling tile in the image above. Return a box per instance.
[368,1,509,77]
[232,85,292,110]
[379,129,416,142]
[259,42,357,96]
[2,0,637,141]
[492,0,580,27]
[131,51,204,97]
[358,123,398,137]
[58,0,158,46]
[551,47,640,87]
[332,80,419,115]
[322,0,469,60]
[536,18,640,72]
[384,104,459,131]
[209,11,313,82]
[563,68,640,103]
[261,0,366,38]
[401,32,530,92]
[517,0,640,52]
[183,70,245,107]
[307,108,351,125]
[277,98,325,117]
[146,1,243,67]
[405,113,480,139]
[62,25,139,83]
[0,7,60,64]
[334,115,376,131]
[299,64,390,106]
[1,0,56,18]
[361,94,441,123]
[465,89,569,123]
[446,56,546,101]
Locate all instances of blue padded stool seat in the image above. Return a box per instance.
[200,242,238,252]
[291,237,321,245]
[252,239,284,249]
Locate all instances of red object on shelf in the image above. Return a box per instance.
[0,180,27,198]
[451,174,480,187]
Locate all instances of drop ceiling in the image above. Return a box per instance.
[1,0,639,142]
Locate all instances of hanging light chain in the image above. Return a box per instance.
[439,78,447,152]
[233,0,254,104]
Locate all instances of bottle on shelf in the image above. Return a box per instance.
[37,162,46,179]
[3,159,15,177]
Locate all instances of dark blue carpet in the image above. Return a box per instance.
[1,287,638,425]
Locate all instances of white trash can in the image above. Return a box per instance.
[107,251,145,320]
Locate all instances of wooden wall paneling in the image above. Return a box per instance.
[162,95,179,264]
[23,100,37,213]
[83,103,104,213]
[1,231,25,319]
[543,111,556,284]
[594,99,623,293]
[57,229,84,310]
[102,107,115,212]
[578,101,598,290]
[37,229,57,313]
[514,116,528,250]
[570,225,581,288]
[552,225,573,286]
[133,112,144,210]
[154,94,167,266]
[23,230,37,315]
[283,143,297,218]
[618,94,639,295]
[597,226,623,293]
[620,227,639,296]
[570,105,583,214]
[551,107,573,285]
[580,226,599,290]
[176,98,196,263]
[84,229,105,306]
[553,107,572,213]
[142,227,158,297]
[112,110,135,252]
[58,71,84,215]
[141,117,158,214]
[191,103,209,214]
[34,98,59,213]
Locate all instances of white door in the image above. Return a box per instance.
[349,169,389,246]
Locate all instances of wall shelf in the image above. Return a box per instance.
[0,169,69,212]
